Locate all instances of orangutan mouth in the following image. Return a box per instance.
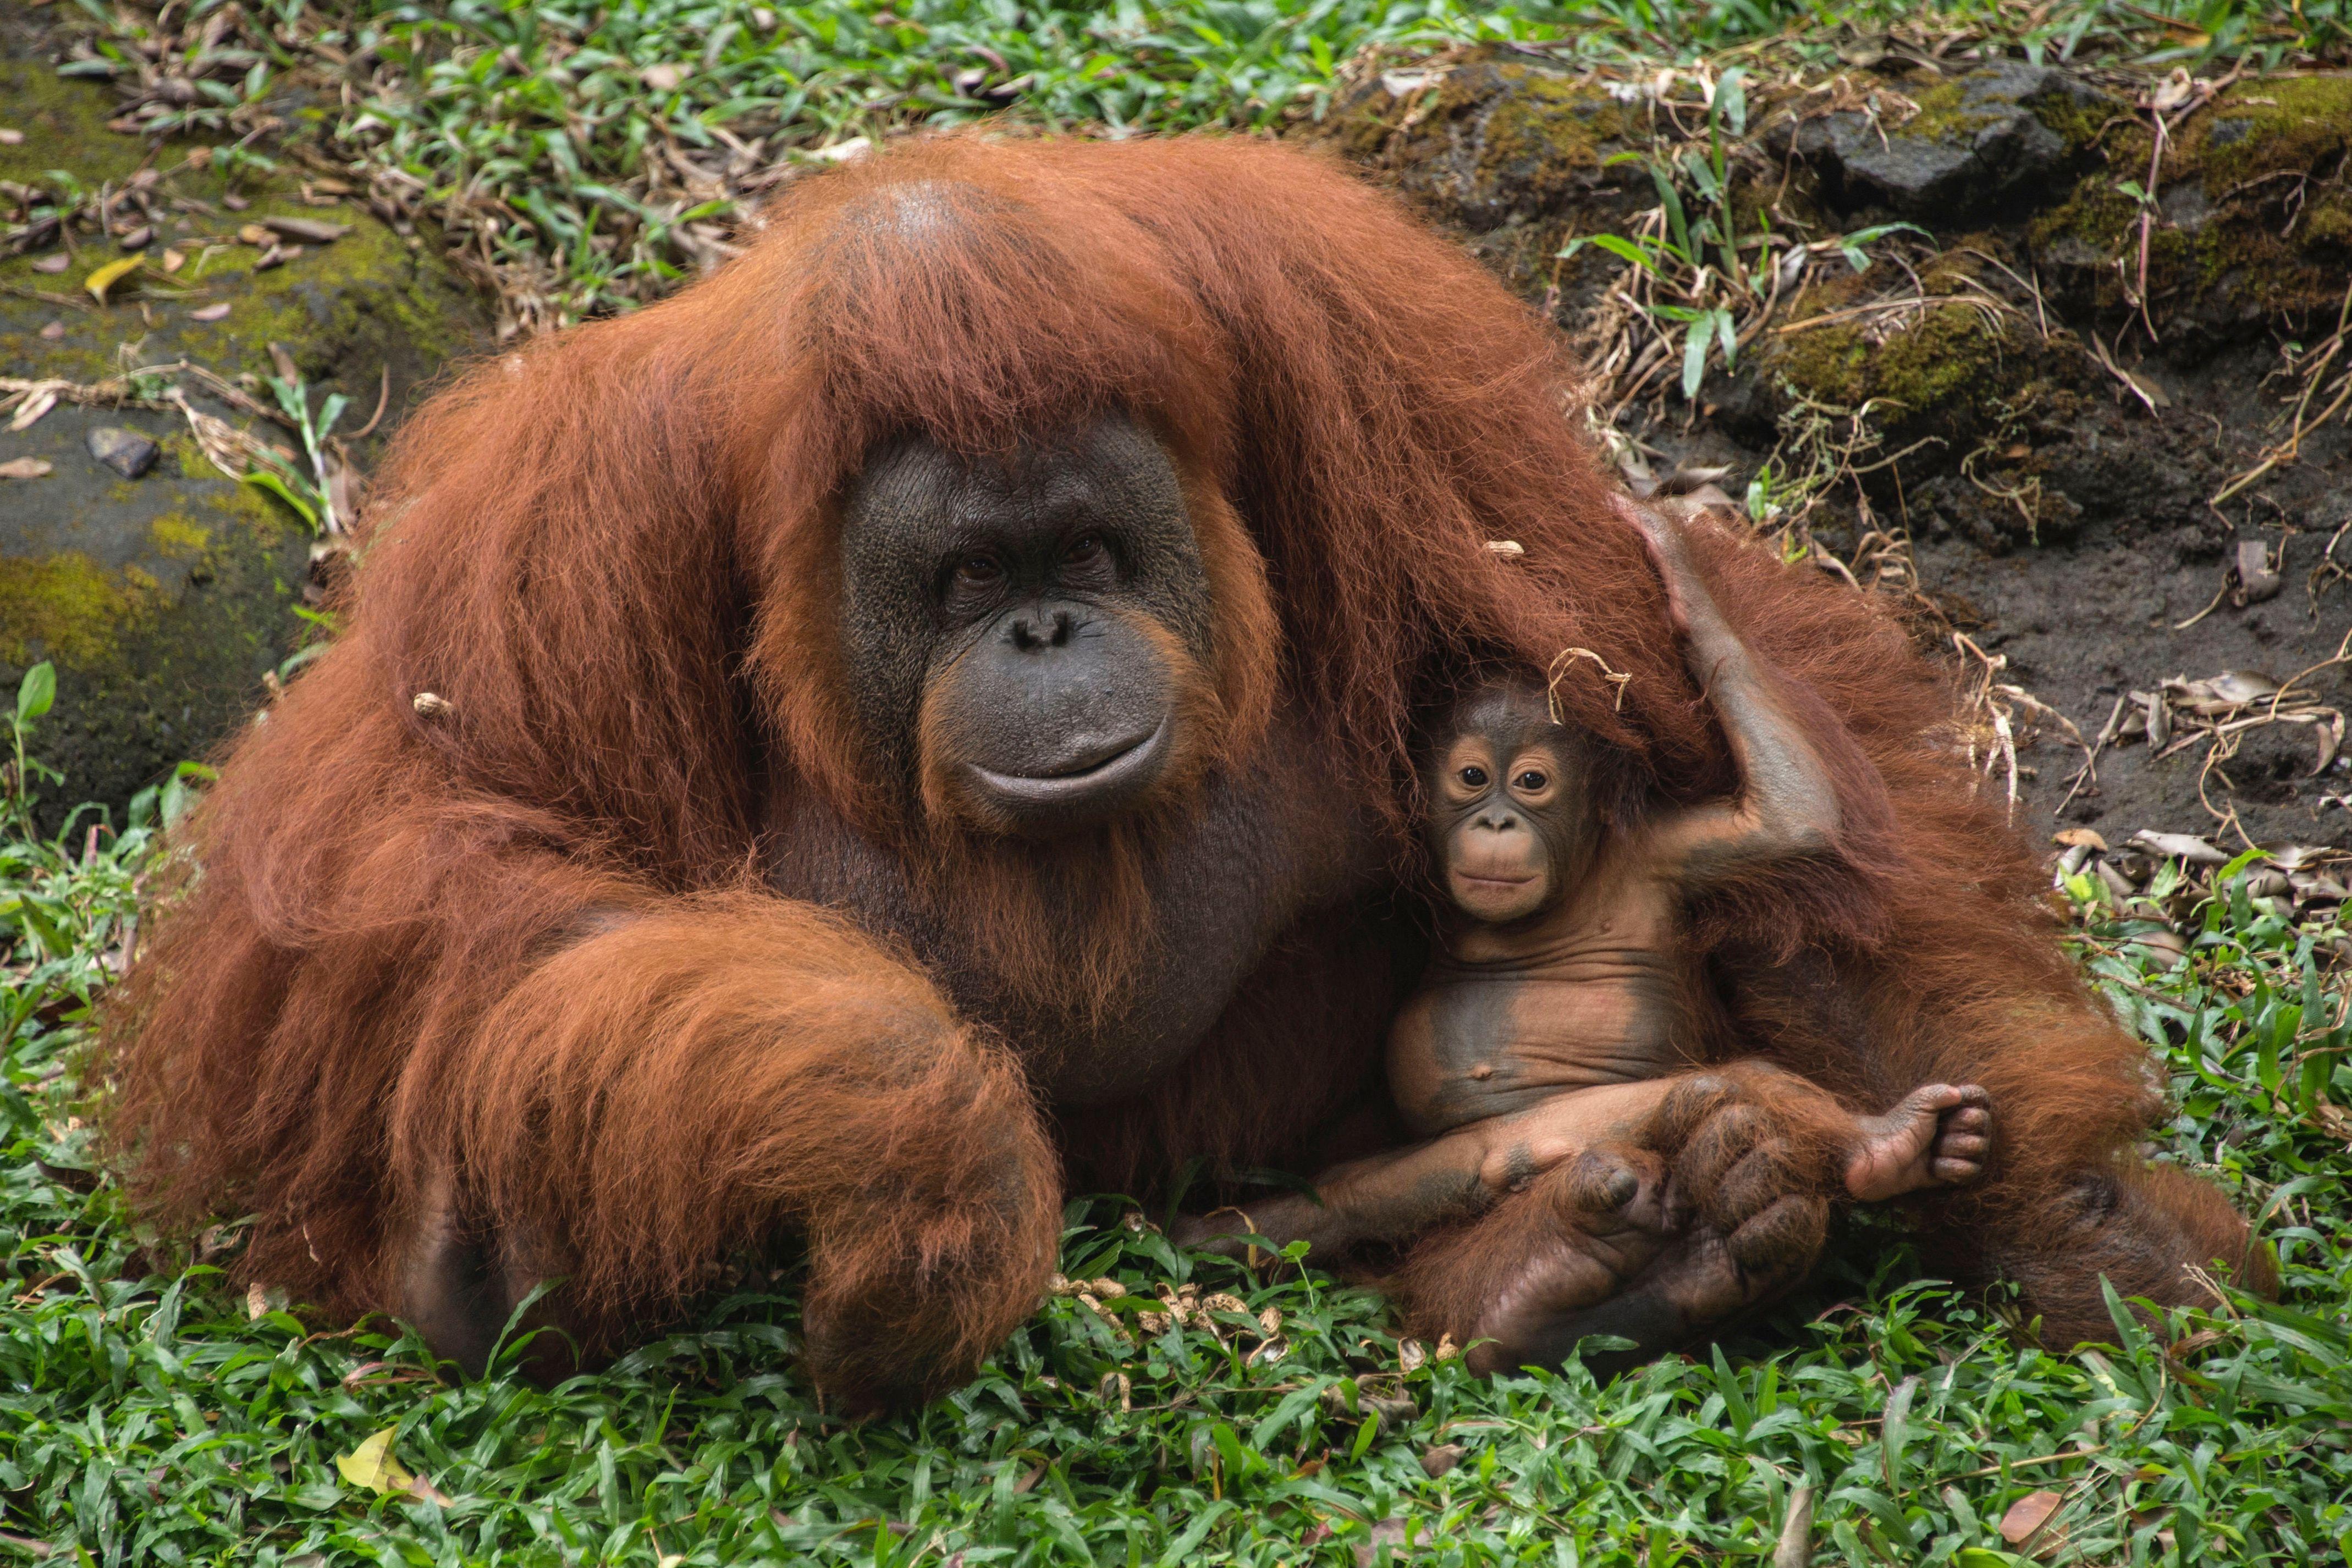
[965,716,1171,807]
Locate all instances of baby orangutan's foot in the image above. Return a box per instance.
[1844,1084,1992,1202]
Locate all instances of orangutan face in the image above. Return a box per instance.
[837,414,1224,837]
[1424,683,1605,925]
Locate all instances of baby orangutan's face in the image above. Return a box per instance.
[1425,686,1602,926]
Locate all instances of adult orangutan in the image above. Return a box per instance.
[102,134,2265,1412]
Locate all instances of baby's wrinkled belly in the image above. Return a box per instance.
[1388,969,1690,1137]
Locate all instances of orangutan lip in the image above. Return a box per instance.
[1454,872,1535,890]
[968,716,1170,804]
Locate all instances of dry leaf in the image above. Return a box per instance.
[238,222,272,246]
[161,247,186,273]
[189,302,232,322]
[2052,828,2107,851]
[8,388,58,432]
[84,254,142,303]
[639,63,685,91]
[1999,1489,2063,1545]
[335,1428,455,1506]
[0,128,23,145]
[262,215,349,244]
[31,253,69,274]
[0,457,55,480]
[1354,1518,1410,1567]
[2130,830,2228,865]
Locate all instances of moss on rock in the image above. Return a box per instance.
[1,41,487,825]
[2026,75,2352,328]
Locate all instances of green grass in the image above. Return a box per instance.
[10,9,2352,1556]
[4,669,2351,1566]
[58,0,2350,321]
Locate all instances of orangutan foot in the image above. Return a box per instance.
[1844,1084,1992,1202]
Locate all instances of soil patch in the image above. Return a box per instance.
[1304,50,2351,852]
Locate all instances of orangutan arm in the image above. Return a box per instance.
[390,862,1060,1412]
[1612,496,1841,883]
[1177,1079,1681,1260]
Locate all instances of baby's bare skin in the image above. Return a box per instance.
[1182,500,1992,1271]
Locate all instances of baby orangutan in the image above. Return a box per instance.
[1182,499,1993,1368]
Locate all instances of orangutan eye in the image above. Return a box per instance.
[955,553,1003,586]
[1515,770,1548,792]
[1459,765,1488,788]
[1063,533,1105,565]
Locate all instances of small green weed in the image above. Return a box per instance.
[3,670,2349,1565]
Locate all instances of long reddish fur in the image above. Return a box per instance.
[99,131,2254,1382]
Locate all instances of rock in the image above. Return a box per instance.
[1764,62,2109,224]
[85,426,158,479]
[1,16,489,830]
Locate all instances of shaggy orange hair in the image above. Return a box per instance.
[101,134,2257,1401]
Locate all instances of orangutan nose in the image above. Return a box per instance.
[1007,606,1077,652]
[1473,808,1521,833]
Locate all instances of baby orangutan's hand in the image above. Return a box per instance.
[1843,1084,1993,1203]
[1610,494,1693,638]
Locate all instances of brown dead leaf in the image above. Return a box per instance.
[238,222,272,246]
[2000,1489,2063,1545]
[1354,1519,1411,1567]
[0,457,54,480]
[189,302,232,322]
[262,215,348,245]
[8,387,59,432]
[32,253,69,274]
[2052,828,2107,851]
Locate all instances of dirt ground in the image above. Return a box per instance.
[1308,50,2352,853]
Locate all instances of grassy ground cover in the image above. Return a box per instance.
[3,667,2350,1567]
[54,0,2349,322]
[8,1,2352,1562]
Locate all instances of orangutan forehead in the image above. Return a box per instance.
[843,415,1189,550]
[1446,683,1569,753]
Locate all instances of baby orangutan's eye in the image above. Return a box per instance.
[1458,765,1489,788]
[1514,770,1548,792]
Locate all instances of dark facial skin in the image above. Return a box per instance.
[1178,503,1997,1367]
[839,415,1219,836]
[1424,688,1602,926]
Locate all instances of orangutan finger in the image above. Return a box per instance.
[1943,1105,1992,1135]
[1722,1191,1828,1296]
[1558,1144,1671,1230]
[1703,1140,1807,1232]
[1676,1101,1770,1196]
[1640,1073,1739,1156]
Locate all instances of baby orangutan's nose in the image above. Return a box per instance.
[1473,808,1521,833]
